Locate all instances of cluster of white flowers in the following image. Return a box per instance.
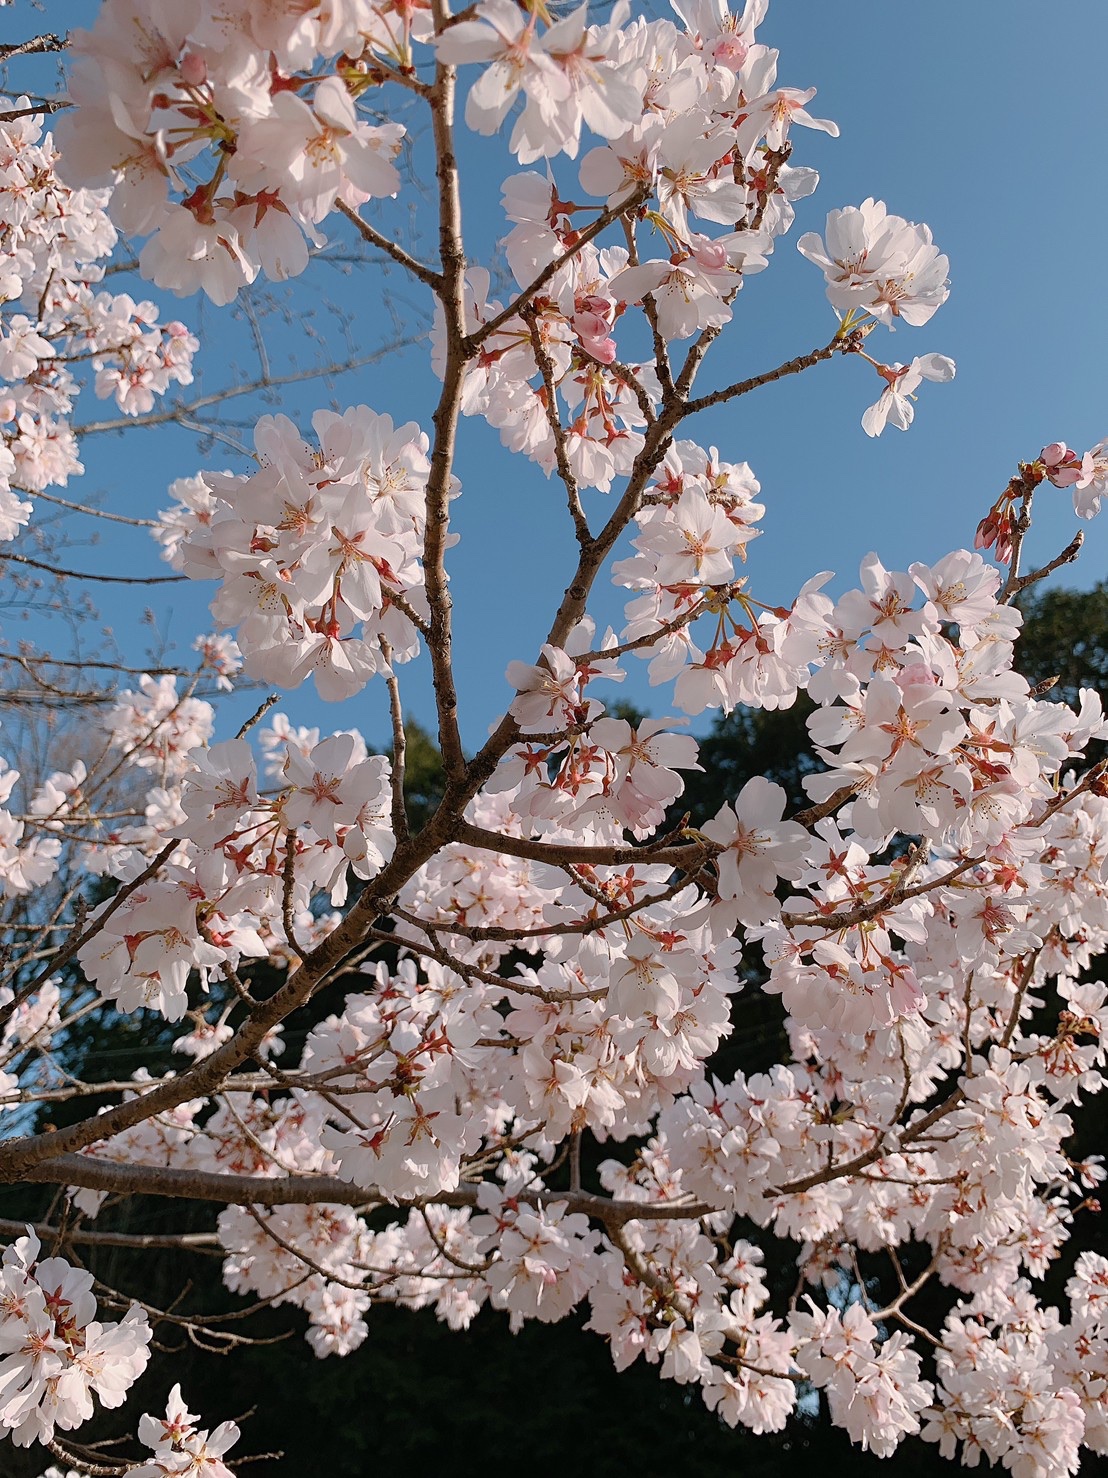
[0,979,61,1107]
[59,3,409,303]
[122,1385,239,1478]
[0,737,62,899]
[28,670,1107,1455]
[76,722,392,1019]
[0,1230,150,1449]
[0,96,196,543]
[923,1265,1108,1476]
[157,409,431,699]
[0,0,1105,1471]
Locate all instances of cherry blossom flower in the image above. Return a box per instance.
[124,1385,239,1478]
[860,353,956,436]
[798,199,950,327]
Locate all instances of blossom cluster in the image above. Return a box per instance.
[59,3,409,302]
[0,979,61,1108]
[0,0,1106,1472]
[976,439,1108,563]
[0,96,196,543]
[0,732,63,899]
[40,525,1097,1461]
[121,1385,240,1478]
[0,1230,150,1449]
[158,408,431,699]
[76,722,392,1019]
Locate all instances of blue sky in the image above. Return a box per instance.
[17,0,1108,754]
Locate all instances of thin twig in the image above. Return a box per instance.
[683,335,844,416]
[0,550,186,584]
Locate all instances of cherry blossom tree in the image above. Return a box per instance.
[0,3,1106,1474]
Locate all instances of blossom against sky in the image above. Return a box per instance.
[51,0,1108,750]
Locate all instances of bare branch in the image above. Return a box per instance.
[235,692,280,740]
[73,349,415,437]
[421,10,469,784]
[454,819,713,872]
[336,200,441,288]
[23,488,160,527]
[0,551,186,584]
[380,638,411,846]
[0,34,67,61]
[20,1152,716,1226]
[0,1218,221,1253]
[1003,527,1084,601]
[683,334,844,416]
[522,303,590,546]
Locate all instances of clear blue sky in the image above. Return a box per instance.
[23,0,1108,753]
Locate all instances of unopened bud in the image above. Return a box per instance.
[179,51,207,87]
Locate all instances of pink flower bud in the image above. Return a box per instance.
[179,51,207,87]
[711,35,749,69]
[573,310,617,363]
[1041,442,1082,487]
[974,511,998,551]
[577,294,611,320]
[895,663,936,692]
[691,237,729,272]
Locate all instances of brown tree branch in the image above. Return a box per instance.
[20,1153,716,1226]
[683,335,844,416]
